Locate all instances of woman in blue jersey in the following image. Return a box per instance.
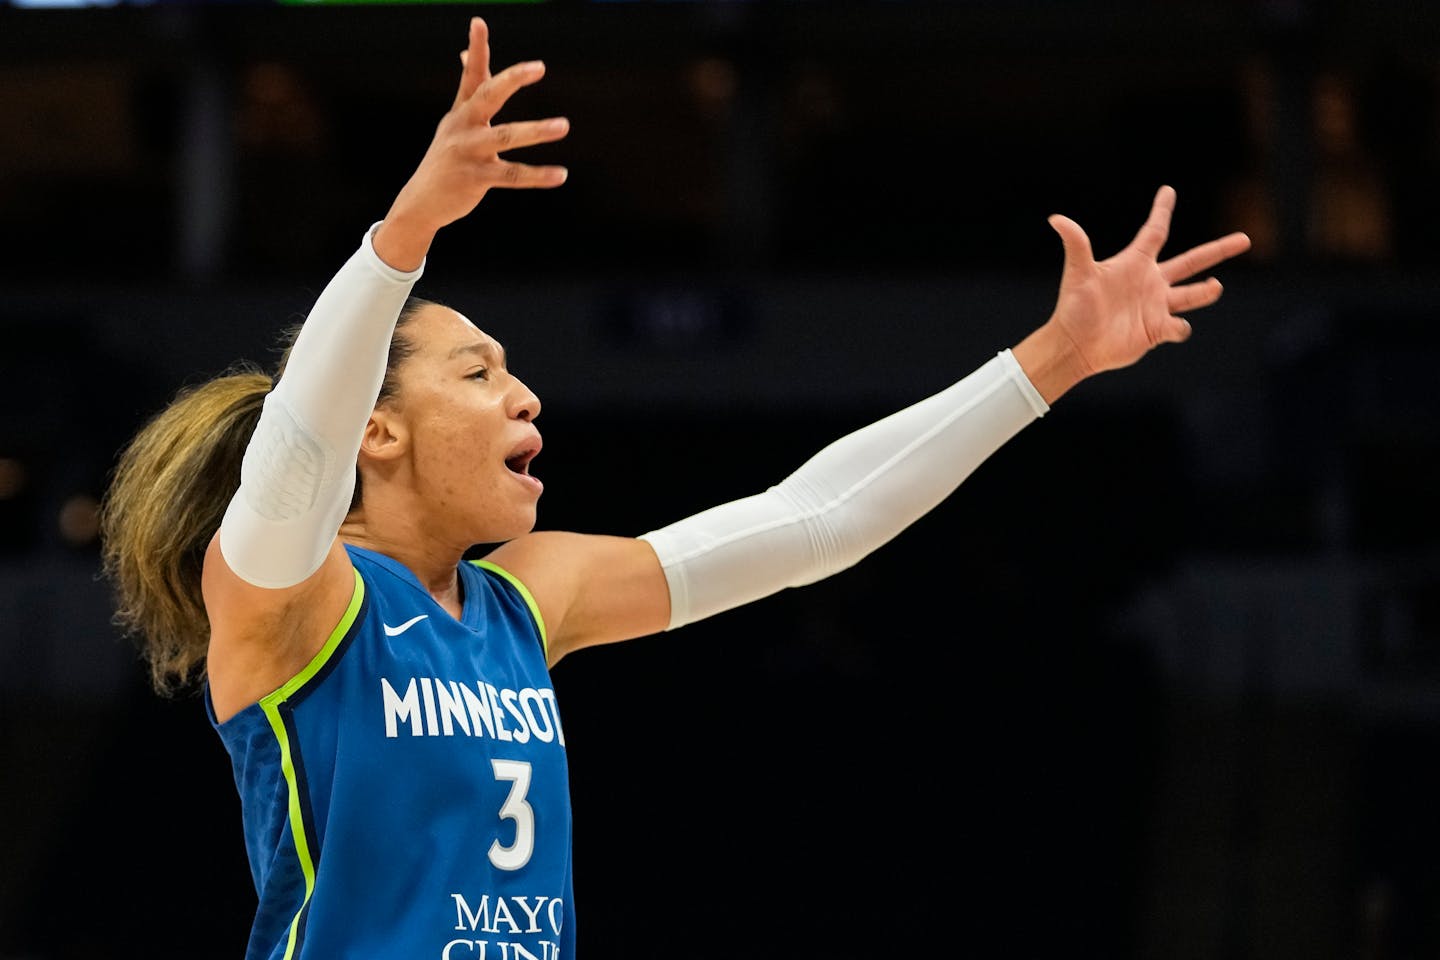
[99,17,1251,960]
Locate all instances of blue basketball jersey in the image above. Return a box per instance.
[208,544,575,960]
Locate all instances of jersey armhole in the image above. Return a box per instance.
[259,565,366,709]
[470,560,549,660]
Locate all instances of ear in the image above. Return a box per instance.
[359,406,408,463]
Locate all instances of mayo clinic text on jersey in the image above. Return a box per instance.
[441,892,565,959]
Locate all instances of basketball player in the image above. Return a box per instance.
[98,17,1251,960]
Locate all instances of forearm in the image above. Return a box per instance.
[639,349,1048,629]
[276,222,422,436]
[219,224,424,588]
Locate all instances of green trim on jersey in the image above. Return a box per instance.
[257,566,366,960]
[471,559,548,659]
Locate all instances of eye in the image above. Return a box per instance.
[468,367,490,381]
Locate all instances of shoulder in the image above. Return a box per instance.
[481,531,670,664]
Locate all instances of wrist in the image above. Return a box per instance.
[1010,321,1092,405]
[371,207,438,273]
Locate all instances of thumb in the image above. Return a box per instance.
[1048,214,1095,276]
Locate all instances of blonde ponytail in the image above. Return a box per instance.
[99,296,434,695]
[99,367,271,695]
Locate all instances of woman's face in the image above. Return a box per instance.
[384,303,543,546]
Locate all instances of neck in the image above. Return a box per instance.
[340,511,466,620]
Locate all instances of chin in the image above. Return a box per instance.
[477,509,538,545]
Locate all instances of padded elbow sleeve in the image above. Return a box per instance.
[219,394,356,589]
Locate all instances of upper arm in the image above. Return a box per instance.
[201,532,359,720]
[481,531,672,666]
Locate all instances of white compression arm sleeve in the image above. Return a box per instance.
[219,223,424,588]
[638,349,1049,630]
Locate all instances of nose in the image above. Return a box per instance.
[508,374,541,422]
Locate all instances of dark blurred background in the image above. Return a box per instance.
[1,1,1438,958]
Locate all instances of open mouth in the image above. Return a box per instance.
[505,443,540,476]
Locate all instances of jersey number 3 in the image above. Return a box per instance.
[489,758,535,871]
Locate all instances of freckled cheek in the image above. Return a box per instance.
[420,427,498,507]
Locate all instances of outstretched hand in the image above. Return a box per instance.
[374,18,570,270]
[1012,185,1251,403]
[1045,185,1251,378]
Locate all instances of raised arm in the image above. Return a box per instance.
[510,188,1249,664]
[204,19,568,714]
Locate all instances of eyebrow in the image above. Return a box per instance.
[447,341,507,367]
